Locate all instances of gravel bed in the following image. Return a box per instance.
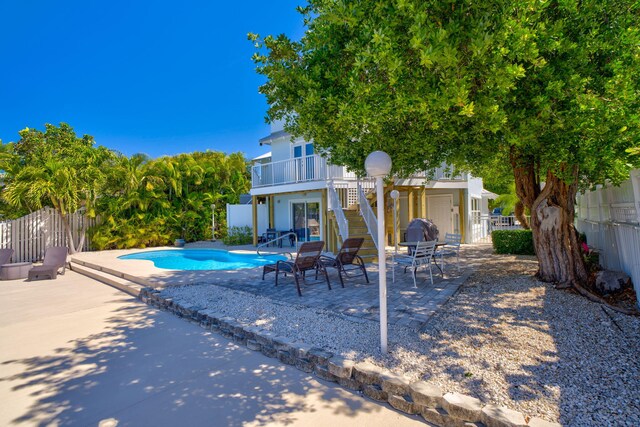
[160,250,640,426]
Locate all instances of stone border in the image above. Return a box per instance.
[140,288,561,427]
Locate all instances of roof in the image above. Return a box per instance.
[252,152,272,161]
[481,189,499,199]
[258,130,289,145]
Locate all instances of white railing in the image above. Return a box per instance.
[252,155,357,188]
[409,165,468,181]
[252,156,468,188]
[328,182,349,242]
[0,207,96,262]
[358,183,378,249]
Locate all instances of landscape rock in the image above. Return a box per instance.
[480,404,527,427]
[353,361,384,385]
[595,270,631,294]
[442,392,483,422]
[410,381,443,408]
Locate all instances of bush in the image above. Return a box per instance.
[222,226,253,245]
[492,229,535,255]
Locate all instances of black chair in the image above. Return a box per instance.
[319,238,369,287]
[262,241,329,296]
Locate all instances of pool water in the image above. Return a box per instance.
[118,249,286,270]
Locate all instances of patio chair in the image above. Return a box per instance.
[262,241,329,296]
[434,233,462,274]
[0,248,13,266]
[319,237,369,287]
[28,246,68,281]
[392,240,437,288]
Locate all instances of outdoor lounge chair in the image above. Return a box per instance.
[434,233,462,274]
[0,248,13,266]
[28,246,68,281]
[319,237,369,287]
[392,240,437,288]
[262,241,329,296]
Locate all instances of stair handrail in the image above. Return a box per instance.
[328,182,349,241]
[357,183,378,249]
[256,232,297,258]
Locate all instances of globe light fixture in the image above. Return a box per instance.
[365,151,392,353]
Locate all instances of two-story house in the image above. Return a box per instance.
[249,121,492,254]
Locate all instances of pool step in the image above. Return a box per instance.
[70,259,148,297]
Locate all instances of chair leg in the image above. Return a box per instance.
[294,273,303,296]
[323,267,332,290]
[428,264,434,285]
[337,266,345,288]
[412,267,417,288]
[275,266,280,287]
[361,264,369,284]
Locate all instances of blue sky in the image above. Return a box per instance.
[0,1,304,160]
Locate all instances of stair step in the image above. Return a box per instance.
[70,259,147,297]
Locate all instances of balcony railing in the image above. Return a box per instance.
[251,155,469,188]
[252,155,358,188]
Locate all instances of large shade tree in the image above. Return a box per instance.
[251,0,640,288]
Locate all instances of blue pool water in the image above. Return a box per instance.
[118,249,286,270]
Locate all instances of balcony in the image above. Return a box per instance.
[251,155,469,189]
[251,155,357,188]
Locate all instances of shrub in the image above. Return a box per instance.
[222,226,253,245]
[492,229,535,255]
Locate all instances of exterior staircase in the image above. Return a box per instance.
[342,209,377,263]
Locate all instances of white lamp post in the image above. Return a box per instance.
[365,151,392,354]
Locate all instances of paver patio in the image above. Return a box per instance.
[71,243,487,330]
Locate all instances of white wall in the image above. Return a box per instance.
[226,204,268,235]
[468,176,484,198]
[273,191,323,233]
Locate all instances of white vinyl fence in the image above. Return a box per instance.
[469,213,530,243]
[575,169,640,306]
[0,207,96,262]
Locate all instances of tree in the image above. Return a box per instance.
[251,0,640,288]
[1,123,112,253]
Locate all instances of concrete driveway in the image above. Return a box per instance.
[0,271,424,427]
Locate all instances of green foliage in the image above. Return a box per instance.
[222,226,253,246]
[492,230,535,255]
[91,150,250,249]
[1,124,251,251]
[251,0,640,185]
[0,123,113,252]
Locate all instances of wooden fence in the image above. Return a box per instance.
[0,207,96,262]
[575,169,640,307]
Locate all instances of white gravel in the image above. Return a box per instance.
[160,251,640,427]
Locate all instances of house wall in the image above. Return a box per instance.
[396,188,463,240]
[270,138,294,163]
[227,204,269,235]
[272,191,324,234]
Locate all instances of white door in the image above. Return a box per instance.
[427,195,453,238]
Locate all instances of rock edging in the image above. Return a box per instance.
[139,287,561,427]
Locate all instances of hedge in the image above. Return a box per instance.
[492,229,535,255]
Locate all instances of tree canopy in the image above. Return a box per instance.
[251,0,640,286]
[0,123,252,251]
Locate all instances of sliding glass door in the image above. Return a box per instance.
[292,201,321,242]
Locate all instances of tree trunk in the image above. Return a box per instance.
[61,213,78,254]
[514,201,529,229]
[528,170,588,286]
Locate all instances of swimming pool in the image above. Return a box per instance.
[118,249,286,271]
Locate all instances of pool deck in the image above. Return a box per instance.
[70,241,483,330]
